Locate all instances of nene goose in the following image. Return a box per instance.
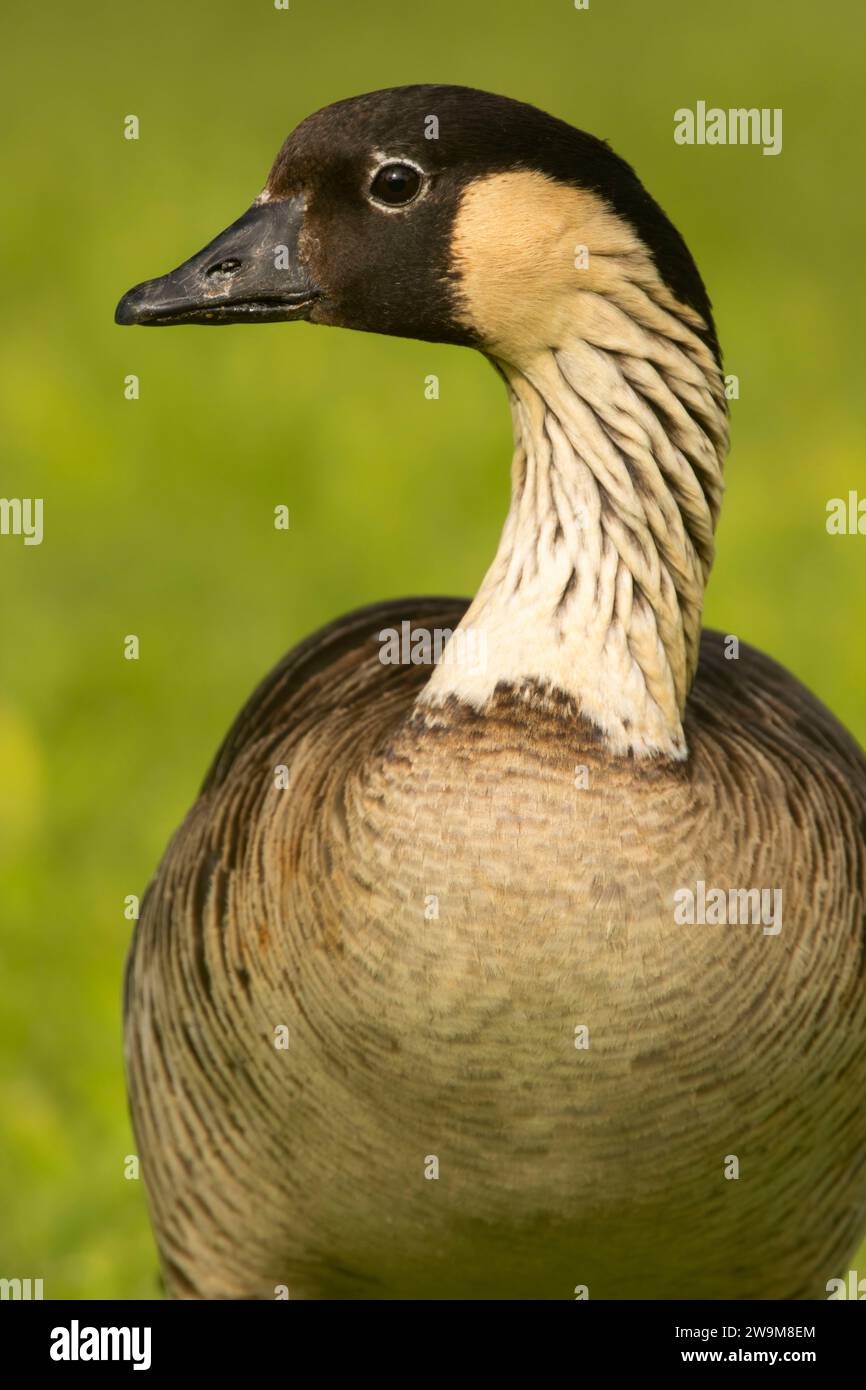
[116,85,866,1301]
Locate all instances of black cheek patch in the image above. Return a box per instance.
[302,189,476,347]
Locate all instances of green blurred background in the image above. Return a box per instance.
[1,0,864,1298]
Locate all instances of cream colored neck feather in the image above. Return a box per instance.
[419,171,729,759]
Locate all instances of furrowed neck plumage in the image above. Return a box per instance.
[420,172,729,759]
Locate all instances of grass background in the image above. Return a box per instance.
[0,0,864,1298]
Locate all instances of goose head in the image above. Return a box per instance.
[115,84,716,354]
[116,85,729,761]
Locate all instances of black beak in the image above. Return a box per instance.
[115,196,321,326]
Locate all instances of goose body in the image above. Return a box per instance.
[118,86,866,1300]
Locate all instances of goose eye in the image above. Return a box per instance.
[369,162,423,207]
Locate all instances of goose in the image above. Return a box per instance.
[116,84,866,1301]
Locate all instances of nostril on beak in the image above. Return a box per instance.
[206,258,243,279]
